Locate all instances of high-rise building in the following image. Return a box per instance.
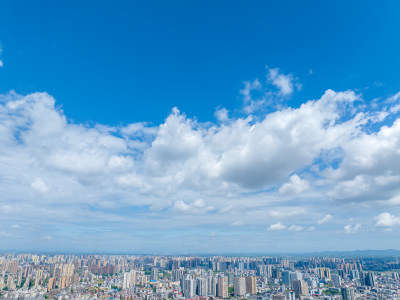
[48,277,56,291]
[234,277,246,296]
[130,270,136,286]
[228,272,234,286]
[217,277,228,298]
[151,268,158,281]
[245,276,257,294]
[360,271,375,287]
[182,278,196,298]
[197,278,208,296]
[172,269,184,282]
[341,287,355,300]
[292,272,302,282]
[282,271,292,286]
[272,268,281,279]
[332,274,341,288]
[123,272,131,289]
[393,272,400,280]
[292,280,308,298]
[318,268,331,281]
[210,276,218,295]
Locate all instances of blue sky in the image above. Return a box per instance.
[1,0,400,253]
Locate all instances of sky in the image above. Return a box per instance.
[1,0,400,254]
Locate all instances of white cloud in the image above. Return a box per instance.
[374,213,400,227]
[42,235,53,240]
[0,60,3,68]
[266,67,295,96]
[288,225,304,231]
[231,220,244,227]
[240,79,262,103]
[0,231,16,238]
[0,84,400,250]
[326,117,400,203]
[387,91,400,103]
[11,225,21,229]
[318,214,333,224]
[240,79,265,113]
[390,104,400,114]
[215,107,229,122]
[108,155,134,170]
[173,199,214,214]
[269,208,306,218]
[31,177,48,193]
[279,174,309,195]
[1,205,12,214]
[268,222,287,231]
[344,224,361,234]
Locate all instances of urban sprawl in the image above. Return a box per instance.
[0,253,399,300]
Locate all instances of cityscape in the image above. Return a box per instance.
[1,253,400,299]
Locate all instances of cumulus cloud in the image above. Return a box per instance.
[344,224,361,234]
[240,79,265,113]
[266,67,296,96]
[240,79,262,103]
[0,82,400,249]
[326,117,400,203]
[374,213,400,227]
[279,174,309,195]
[268,222,287,231]
[288,225,304,231]
[215,107,229,122]
[318,214,333,224]
[31,177,48,193]
[173,199,215,214]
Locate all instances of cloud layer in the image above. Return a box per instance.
[1,73,400,252]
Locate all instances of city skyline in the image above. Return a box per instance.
[1,1,400,253]
[0,252,397,299]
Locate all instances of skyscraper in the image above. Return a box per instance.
[282,270,292,286]
[217,277,228,298]
[341,287,355,300]
[130,270,136,286]
[234,277,246,296]
[245,276,257,294]
[151,268,158,281]
[292,280,308,298]
[172,269,184,282]
[360,271,375,287]
[332,274,341,288]
[123,272,131,289]
[183,278,196,298]
[197,278,208,296]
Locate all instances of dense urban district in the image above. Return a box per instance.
[1,253,400,300]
